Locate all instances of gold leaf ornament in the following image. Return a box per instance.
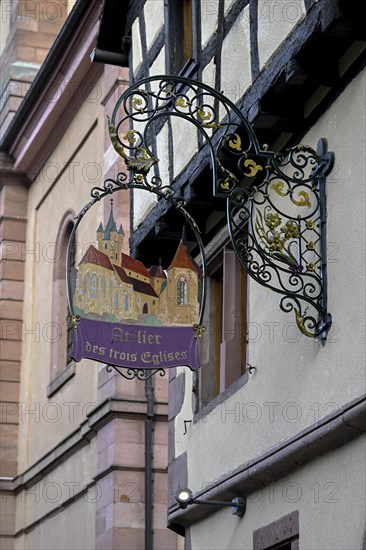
[125,154,159,174]
[270,181,287,197]
[176,97,190,108]
[108,118,127,160]
[243,159,263,178]
[291,190,311,209]
[202,122,222,129]
[132,96,144,113]
[220,180,231,190]
[197,107,211,121]
[294,309,313,338]
[228,133,242,151]
[67,315,80,329]
[123,130,137,144]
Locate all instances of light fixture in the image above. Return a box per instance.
[175,488,246,517]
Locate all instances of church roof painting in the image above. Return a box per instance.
[121,253,151,279]
[78,246,158,299]
[79,245,114,271]
[149,265,167,278]
[167,241,201,273]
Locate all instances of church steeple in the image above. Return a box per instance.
[104,198,118,240]
[97,199,125,265]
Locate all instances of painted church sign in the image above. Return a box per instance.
[67,200,204,375]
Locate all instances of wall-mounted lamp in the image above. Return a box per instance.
[176,488,246,518]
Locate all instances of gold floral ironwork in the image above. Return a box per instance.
[67,315,80,329]
[101,75,334,342]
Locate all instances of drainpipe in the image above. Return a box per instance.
[145,376,154,550]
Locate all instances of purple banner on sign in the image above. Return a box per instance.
[70,318,200,371]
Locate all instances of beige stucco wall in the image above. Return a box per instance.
[220,5,252,108]
[190,435,366,550]
[18,77,105,473]
[15,440,97,536]
[15,465,96,550]
[144,0,164,51]
[0,1,11,55]
[258,0,306,69]
[132,18,143,75]
[175,68,365,484]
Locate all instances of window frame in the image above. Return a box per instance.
[166,0,196,74]
[47,211,76,398]
[253,511,299,550]
[195,234,249,414]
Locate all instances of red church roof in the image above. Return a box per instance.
[79,245,114,270]
[121,253,151,278]
[167,241,201,273]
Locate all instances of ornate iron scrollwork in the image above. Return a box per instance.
[69,75,334,356]
[105,75,333,342]
[227,138,333,341]
[105,364,166,381]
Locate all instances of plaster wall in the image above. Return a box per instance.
[201,0,219,49]
[224,0,236,16]
[149,44,165,77]
[144,0,164,51]
[15,439,97,531]
[132,46,168,228]
[18,79,105,472]
[189,436,366,550]
[15,487,96,550]
[155,122,170,191]
[202,58,216,91]
[175,69,365,486]
[257,0,306,69]
[0,2,11,55]
[171,115,198,180]
[132,18,142,76]
[220,5,252,109]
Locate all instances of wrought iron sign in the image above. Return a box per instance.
[67,74,334,378]
[66,142,207,379]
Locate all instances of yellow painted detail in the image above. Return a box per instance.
[228,133,242,151]
[243,159,263,177]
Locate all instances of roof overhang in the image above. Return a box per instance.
[91,0,133,67]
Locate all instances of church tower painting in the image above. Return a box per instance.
[162,241,200,325]
[73,201,201,326]
[96,198,125,265]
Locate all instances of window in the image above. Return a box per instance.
[253,511,299,550]
[125,294,129,311]
[48,211,76,396]
[91,274,98,297]
[166,0,193,74]
[177,275,188,305]
[66,236,76,366]
[198,247,247,409]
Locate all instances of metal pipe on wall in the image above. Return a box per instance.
[145,376,155,550]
